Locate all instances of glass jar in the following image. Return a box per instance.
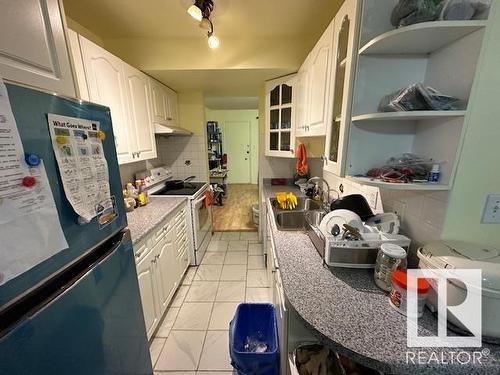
[374,244,407,292]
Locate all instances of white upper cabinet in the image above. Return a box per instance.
[149,78,179,127]
[74,34,163,164]
[306,19,335,137]
[123,63,157,161]
[265,74,296,158]
[295,55,310,138]
[78,37,134,164]
[0,0,75,97]
[324,0,360,176]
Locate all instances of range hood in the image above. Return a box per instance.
[155,123,193,136]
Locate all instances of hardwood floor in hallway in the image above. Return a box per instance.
[212,184,258,232]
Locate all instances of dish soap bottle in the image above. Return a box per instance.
[428,164,441,184]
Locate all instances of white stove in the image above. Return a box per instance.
[136,166,212,265]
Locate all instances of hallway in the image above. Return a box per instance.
[212,184,259,232]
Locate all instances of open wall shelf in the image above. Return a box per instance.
[359,20,487,56]
[352,110,466,122]
[347,176,450,191]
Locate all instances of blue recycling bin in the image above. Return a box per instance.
[229,303,279,375]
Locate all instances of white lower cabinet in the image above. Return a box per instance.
[136,244,160,339]
[155,228,178,313]
[134,203,191,339]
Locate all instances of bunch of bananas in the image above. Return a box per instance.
[276,192,298,210]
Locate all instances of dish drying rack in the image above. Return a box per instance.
[321,226,411,268]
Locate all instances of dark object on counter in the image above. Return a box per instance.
[163,176,196,190]
[271,178,287,186]
[331,224,341,237]
[330,194,374,221]
[378,83,466,112]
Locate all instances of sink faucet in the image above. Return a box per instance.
[306,177,332,211]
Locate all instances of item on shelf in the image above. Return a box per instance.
[391,0,490,27]
[366,213,401,234]
[428,163,441,183]
[330,194,374,221]
[293,344,342,375]
[389,269,430,317]
[366,153,433,183]
[378,83,466,112]
[440,0,491,20]
[374,244,408,292]
[417,241,500,339]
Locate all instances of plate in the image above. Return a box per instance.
[319,209,363,236]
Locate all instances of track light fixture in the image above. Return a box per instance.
[187,0,219,49]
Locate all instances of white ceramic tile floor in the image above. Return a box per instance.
[227,240,248,251]
[247,270,269,287]
[156,307,180,337]
[247,255,265,270]
[185,282,219,302]
[155,330,206,371]
[194,265,223,281]
[151,233,270,373]
[216,282,246,302]
[208,302,240,330]
[198,331,234,371]
[246,288,272,303]
[202,252,226,265]
[240,232,259,241]
[173,303,213,330]
[207,241,229,252]
[224,252,248,265]
[248,243,263,255]
[220,265,247,281]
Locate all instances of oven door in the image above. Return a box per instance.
[193,192,212,254]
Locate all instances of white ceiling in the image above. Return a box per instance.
[205,96,259,110]
[63,0,343,95]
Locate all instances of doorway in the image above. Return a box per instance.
[225,121,251,184]
[205,98,259,231]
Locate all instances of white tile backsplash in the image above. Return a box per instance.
[118,135,209,186]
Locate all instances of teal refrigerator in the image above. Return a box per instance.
[0,84,152,374]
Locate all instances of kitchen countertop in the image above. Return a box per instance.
[262,183,500,375]
[126,197,187,245]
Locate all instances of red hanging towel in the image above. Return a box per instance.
[204,190,213,208]
[295,143,309,176]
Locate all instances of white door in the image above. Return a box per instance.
[136,248,159,339]
[307,19,334,136]
[295,56,310,137]
[155,228,178,314]
[79,37,134,164]
[225,121,251,183]
[123,63,157,161]
[0,0,75,97]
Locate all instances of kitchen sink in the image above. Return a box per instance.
[271,197,324,231]
[275,211,307,231]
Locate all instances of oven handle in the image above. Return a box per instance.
[194,194,206,207]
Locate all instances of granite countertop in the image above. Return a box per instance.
[126,197,187,245]
[262,183,500,375]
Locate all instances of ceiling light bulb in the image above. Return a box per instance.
[207,34,220,49]
[187,4,203,21]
